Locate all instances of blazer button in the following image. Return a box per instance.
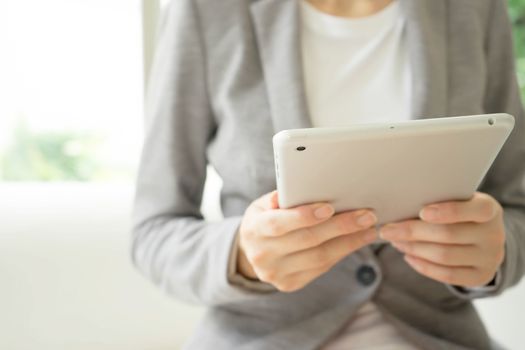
[356,265,377,286]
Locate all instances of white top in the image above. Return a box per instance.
[301,0,412,128]
[300,1,418,349]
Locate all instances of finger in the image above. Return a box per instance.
[253,190,278,210]
[390,241,478,267]
[419,192,499,224]
[403,254,489,288]
[273,209,378,253]
[271,263,333,292]
[256,202,335,237]
[276,228,377,275]
[270,190,280,209]
[380,220,479,245]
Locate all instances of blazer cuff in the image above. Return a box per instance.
[227,230,277,293]
[446,269,502,300]
[446,206,525,300]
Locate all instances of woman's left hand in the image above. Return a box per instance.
[380,191,506,288]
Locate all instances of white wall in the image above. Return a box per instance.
[0,180,523,349]
[0,184,203,350]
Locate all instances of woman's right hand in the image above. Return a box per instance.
[237,190,378,292]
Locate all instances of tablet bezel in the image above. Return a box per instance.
[272,113,514,225]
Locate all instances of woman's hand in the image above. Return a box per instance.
[237,191,378,292]
[380,192,505,288]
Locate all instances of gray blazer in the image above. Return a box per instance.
[132,0,525,349]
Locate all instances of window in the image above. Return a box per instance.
[1,1,523,183]
[0,0,143,182]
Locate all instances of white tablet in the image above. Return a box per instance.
[273,113,514,225]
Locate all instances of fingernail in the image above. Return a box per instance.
[314,204,334,219]
[356,211,377,227]
[420,206,439,221]
[379,225,405,240]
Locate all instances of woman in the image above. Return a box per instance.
[132,0,525,349]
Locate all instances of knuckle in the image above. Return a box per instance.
[238,230,252,248]
[474,191,485,199]
[476,270,495,287]
[315,247,331,265]
[400,242,413,254]
[406,223,415,240]
[442,268,457,285]
[434,246,450,263]
[417,262,428,275]
[447,203,459,219]
[265,217,280,235]
[334,214,349,234]
[338,212,359,233]
[274,282,288,292]
[479,200,495,219]
[239,220,254,238]
[247,228,261,242]
[244,206,256,219]
[355,231,372,246]
[257,268,278,284]
[297,206,315,222]
[319,262,333,274]
[356,233,369,246]
[300,227,322,247]
[348,232,368,250]
[492,230,506,247]
[440,225,455,242]
[477,192,492,203]
[249,250,269,266]
[494,248,505,266]
[243,227,255,240]
[274,280,298,293]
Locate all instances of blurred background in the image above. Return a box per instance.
[0,0,524,349]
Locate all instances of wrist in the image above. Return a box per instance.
[237,243,259,280]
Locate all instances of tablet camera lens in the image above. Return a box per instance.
[296,146,306,151]
[488,118,494,125]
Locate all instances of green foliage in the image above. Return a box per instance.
[509,0,525,101]
[0,121,101,181]
[1,3,525,182]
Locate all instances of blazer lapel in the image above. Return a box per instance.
[401,0,449,119]
[250,0,313,133]
[250,0,449,132]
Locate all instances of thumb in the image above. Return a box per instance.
[269,190,280,209]
[254,190,279,210]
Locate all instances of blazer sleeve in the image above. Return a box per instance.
[131,0,272,306]
[452,0,525,299]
